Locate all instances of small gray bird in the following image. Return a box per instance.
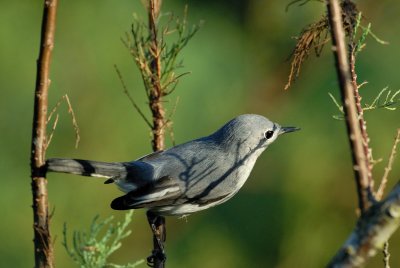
[46,114,299,216]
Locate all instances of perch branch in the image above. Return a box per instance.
[148,0,165,152]
[146,1,166,267]
[328,183,400,267]
[383,241,390,268]
[30,0,58,267]
[326,0,374,214]
[127,1,195,266]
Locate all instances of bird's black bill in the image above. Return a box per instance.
[279,126,300,135]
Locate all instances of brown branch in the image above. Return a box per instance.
[128,2,193,266]
[376,129,400,200]
[326,0,374,214]
[328,183,400,267]
[30,0,58,267]
[349,48,374,189]
[383,241,391,268]
[146,1,166,267]
[148,0,165,153]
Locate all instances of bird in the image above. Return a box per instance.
[46,114,299,216]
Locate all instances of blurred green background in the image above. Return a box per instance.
[1,0,400,267]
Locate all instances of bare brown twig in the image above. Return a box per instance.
[46,114,59,150]
[46,94,80,149]
[383,241,391,268]
[349,47,374,190]
[30,0,58,267]
[376,129,400,200]
[326,0,374,214]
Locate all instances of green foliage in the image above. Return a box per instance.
[329,87,400,120]
[328,92,344,120]
[352,12,368,55]
[364,87,400,111]
[352,12,388,55]
[62,211,143,268]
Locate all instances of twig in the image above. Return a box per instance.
[284,16,329,90]
[328,183,400,267]
[126,2,196,266]
[286,0,323,12]
[46,114,59,150]
[114,65,152,128]
[30,0,58,267]
[383,241,390,268]
[63,95,80,148]
[326,0,374,214]
[147,1,166,267]
[46,94,80,149]
[148,0,165,153]
[349,47,374,189]
[328,92,344,114]
[376,129,400,200]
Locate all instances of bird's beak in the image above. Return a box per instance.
[279,126,300,135]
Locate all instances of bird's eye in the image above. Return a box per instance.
[264,130,274,139]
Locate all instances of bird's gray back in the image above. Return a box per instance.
[138,134,261,204]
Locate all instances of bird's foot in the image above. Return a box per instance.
[146,211,167,266]
[147,249,166,267]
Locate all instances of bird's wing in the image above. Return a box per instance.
[110,176,183,210]
[136,150,164,161]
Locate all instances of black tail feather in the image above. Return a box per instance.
[46,158,127,178]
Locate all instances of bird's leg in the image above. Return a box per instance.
[146,211,167,267]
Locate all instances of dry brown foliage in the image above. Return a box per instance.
[285,0,358,90]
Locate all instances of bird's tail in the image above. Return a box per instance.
[46,158,128,179]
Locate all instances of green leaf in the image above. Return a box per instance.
[62,211,142,268]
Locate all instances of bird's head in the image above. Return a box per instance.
[214,114,300,153]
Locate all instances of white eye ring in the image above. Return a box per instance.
[264,130,274,139]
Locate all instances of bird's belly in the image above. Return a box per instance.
[233,161,254,189]
[151,159,258,216]
[149,200,228,216]
[226,155,258,196]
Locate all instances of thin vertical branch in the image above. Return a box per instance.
[326,0,374,214]
[30,0,58,267]
[349,48,374,188]
[383,241,391,268]
[376,129,400,200]
[126,1,195,266]
[148,0,165,152]
[147,1,166,267]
